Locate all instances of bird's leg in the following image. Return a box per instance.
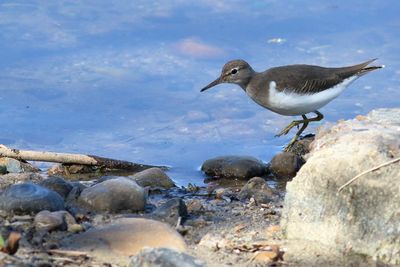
[276,111,324,137]
[284,115,309,151]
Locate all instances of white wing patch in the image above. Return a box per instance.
[268,77,357,116]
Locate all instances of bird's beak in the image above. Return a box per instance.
[200,77,221,92]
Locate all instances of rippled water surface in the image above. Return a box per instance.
[0,1,399,185]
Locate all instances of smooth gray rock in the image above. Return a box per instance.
[39,177,73,199]
[78,177,146,212]
[281,108,400,265]
[129,247,204,267]
[0,183,64,214]
[151,198,188,226]
[0,172,44,190]
[238,177,275,204]
[270,152,304,179]
[34,210,78,232]
[63,218,187,266]
[131,168,176,189]
[201,155,268,180]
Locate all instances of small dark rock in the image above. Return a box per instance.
[288,134,315,156]
[201,155,268,180]
[34,210,78,232]
[0,183,65,214]
[39,177,73,199]
[129,247,204,267]
[152,198,188,226]
[78,177,146,213]
[130,168,176,189]
[238,177,275,204]
[270,152,304,179]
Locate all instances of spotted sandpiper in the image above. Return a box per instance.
[201,59,383,150]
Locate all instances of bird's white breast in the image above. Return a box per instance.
[266,77,357,116]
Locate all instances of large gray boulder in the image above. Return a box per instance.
[281,108,400,265]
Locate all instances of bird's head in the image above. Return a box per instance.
[200,59,255,92]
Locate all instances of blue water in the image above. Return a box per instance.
[0,1,399,185]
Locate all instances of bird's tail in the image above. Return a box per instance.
[337,58,384,78]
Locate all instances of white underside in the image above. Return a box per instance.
[267,77,357,116]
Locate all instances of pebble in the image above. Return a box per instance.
[238,177,275,204]
[270,152,304,179]
[78,177,146,212]
[0,183,64,214]
[0,157,40,173]
[129,247,204,267]
[201,155,268,180]
[130,167,176,189]
[151,198,188,226]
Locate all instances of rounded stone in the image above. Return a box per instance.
[238,177,275,204]
[34,210,65,231]
[0,183,65,214]
[201,155,268,180]
[270,152,304,179]
[151,198,188,226]
[129,247,204,267]
[130,168,176,189]
[39,177,73,199]
[78,177,146,213]
[63,218,187,265]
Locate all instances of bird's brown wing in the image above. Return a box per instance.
[268,59,379,95]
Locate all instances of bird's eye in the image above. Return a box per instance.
[231,68,238,74]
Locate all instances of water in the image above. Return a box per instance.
[0,1,399,186]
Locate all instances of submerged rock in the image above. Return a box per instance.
[39,177,73,199]
[281,108,400,265]
[201,155,268,180]
[63,218,186,265]
[238,177,275,204]
[0,183,64,214]
[131,167,176,189]
[78,177,146,212]
[151,198,188,226]
[270,152,304,179]
[129,247,204,267]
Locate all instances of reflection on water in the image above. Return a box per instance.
[0,1,399,185]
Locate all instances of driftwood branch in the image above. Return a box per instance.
[0,144,164,172]
[338,157,400,193]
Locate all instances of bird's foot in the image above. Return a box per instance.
[275,121,301,137]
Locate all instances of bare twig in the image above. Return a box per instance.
[47,249,89,257]
[338,157,400,193]
[0,144,165,172]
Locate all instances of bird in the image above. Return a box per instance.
[200,59,383,150]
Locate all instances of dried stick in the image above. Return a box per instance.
[0,144,164,172]
[338,157,400,193]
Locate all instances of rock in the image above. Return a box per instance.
[201,155,268,180]
[130,168,176,189]
[78,177,146,212]
[270,152,304,179]
[238,177,275,204]
[34,210,77,232]
[0,172,44,190]
[129,247,204,267]
[151,198,188,226]
[39,177,73,199]
[281,108,400,265]
[287,134,315,156]
[0,183,64,214]
[0,157,40,173]
[63,218,186,265]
